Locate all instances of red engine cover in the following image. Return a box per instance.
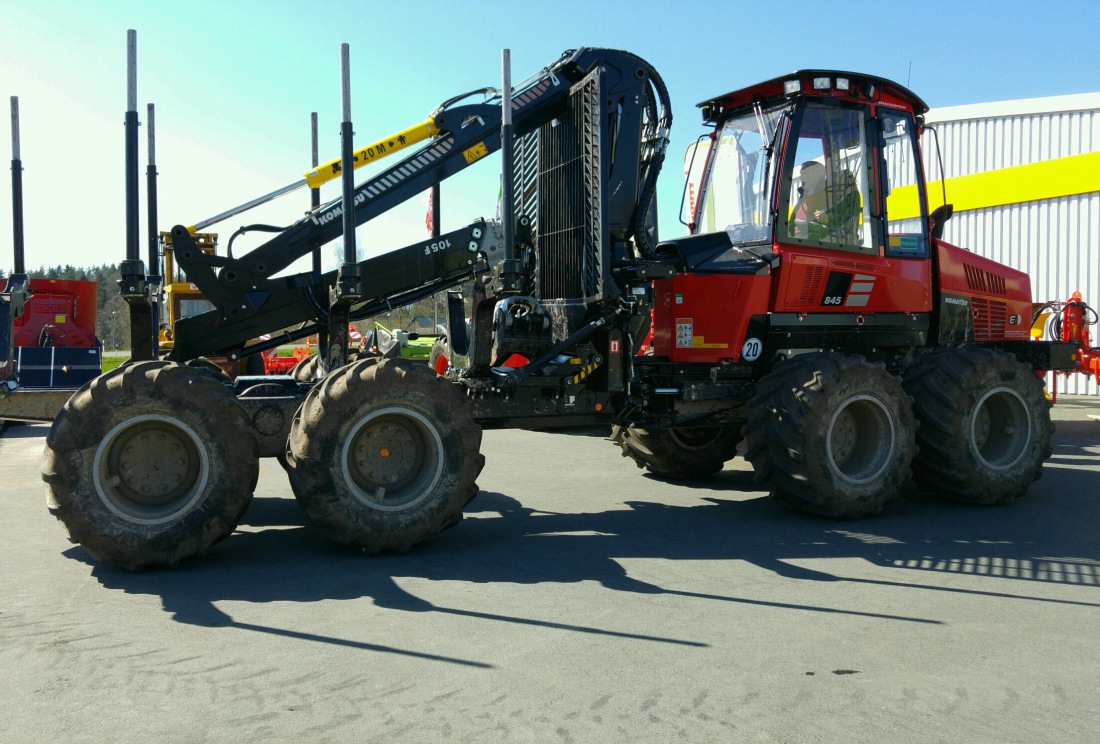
[936,241,1033,341]
[652,273,771,363]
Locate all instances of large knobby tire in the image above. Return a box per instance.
[903,348,1052,505]
[42,361,259,570]
[185,356,232,383]
[284,358,484,553]
[612,424,740,479]
[288,353,319,382]
[744,353,916,518]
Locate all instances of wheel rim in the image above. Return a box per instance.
[93,414,210,525]
[341,406,444,511]
[825,395,896,485]
[970,387,1031,470]
[668,427,724,451]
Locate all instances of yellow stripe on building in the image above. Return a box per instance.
[889,150,1100,220]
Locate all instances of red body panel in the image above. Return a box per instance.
[0,278,99,348]
[771,244,932,314]
[652,273,771,363]
[935,240,1033,341]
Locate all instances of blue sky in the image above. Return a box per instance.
[2,0,1098,272]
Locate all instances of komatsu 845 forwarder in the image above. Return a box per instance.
[36,42,1096,569]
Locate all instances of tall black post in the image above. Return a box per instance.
[119,29,153,362]
[339,46,357,268]
[2,96,30,380]
[146,102,160,358]
[431,183,440,240]
[9,97,25,276]
[326,43,362,371]
[311,111,327,363]
[497,49,521,294]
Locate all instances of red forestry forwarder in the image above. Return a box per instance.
[32,38,1098,570]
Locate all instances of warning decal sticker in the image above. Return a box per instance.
[676,319,693,348]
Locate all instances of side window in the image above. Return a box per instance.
[782,105,875,252]
[880,110,929,257]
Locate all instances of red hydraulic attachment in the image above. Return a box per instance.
[1055,291,1100,384]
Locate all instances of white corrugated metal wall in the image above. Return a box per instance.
[924,95,1100,395]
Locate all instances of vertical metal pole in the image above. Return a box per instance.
[310,111,327,363]
[4,96,30,379]
[310,112,321,211]
[430,181,441,330]
[124,29,140,265]
[500,49,515,267]
[120,29,152,362]
[146,102,160,358]
[327,43,362,371]
[311,113,322,276]
[145,104,158,272]
[9,97,24,275]
[431,183,440,240]
[339,44,356,266]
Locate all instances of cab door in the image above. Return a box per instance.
[772,101,931,316]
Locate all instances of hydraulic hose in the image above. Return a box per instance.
[628,55,673,259]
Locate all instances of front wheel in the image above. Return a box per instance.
[285,358,484,553]
[612,425,740,479]
[903,348,1052,504]
[42,361,259,569]
[744,353,916,518]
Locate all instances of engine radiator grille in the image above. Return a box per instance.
[512,68,607,308]
[971,297,1008,341]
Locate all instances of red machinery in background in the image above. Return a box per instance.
[2,97,101,396]
[0,277,102,388]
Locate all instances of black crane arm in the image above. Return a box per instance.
[170,47,671,362]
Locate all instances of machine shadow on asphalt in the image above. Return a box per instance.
[49,414,1098,664]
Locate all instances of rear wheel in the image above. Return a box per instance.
[903,348,1052,504]
[744,353,916,518]
[285,358,484,552]
[612,425,740,479]
[42,361,258,569]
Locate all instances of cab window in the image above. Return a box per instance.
[780,103,875,253]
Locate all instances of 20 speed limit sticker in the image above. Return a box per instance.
[741,337,763,362]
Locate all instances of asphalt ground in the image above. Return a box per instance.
[1,397,1098,743]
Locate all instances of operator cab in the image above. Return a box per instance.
[652,71,939,364]
[686,71,932,263]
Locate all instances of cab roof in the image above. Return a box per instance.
[698,70,929,123]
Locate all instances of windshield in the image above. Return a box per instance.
[693,106,785,243]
